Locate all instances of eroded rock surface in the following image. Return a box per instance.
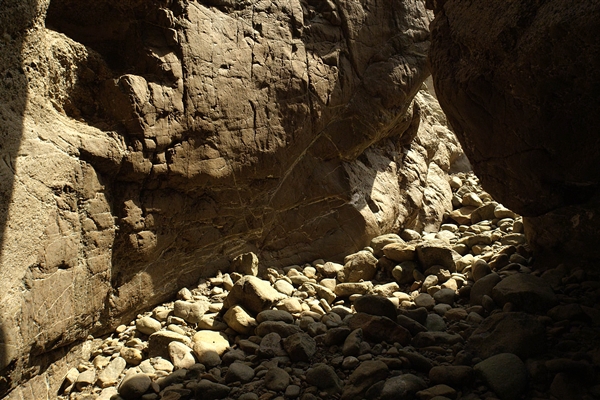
[428,1,600,263]
[0,0,467,394]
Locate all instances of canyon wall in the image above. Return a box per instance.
[0,0,466,394]
[428,0,600,265]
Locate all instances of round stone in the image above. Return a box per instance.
[306,363,342,394]
[118,373,152,400]
[225,362,255,383]
[414,293,436,310]
[433,288,456,305]
[474,353,527,400]
[264,367,290,391]
[425,313,446,332]
[135,316,162,336]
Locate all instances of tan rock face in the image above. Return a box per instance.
[0,0,465,394]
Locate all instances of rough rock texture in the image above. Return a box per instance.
[0,0,466,395]
[428,1,600,263]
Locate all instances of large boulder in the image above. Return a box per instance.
[0,0,466,395]
[428,1,600,263]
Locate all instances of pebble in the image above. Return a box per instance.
[433,288,456,305]
[264,367,290,391]
[97,357,126,388]
[380,373,427,400]
[118,373,152,399]
[135,318,162,339]
[305,363,342,394]
[283,332,317,361]
[474,353,527,400]
[469,272,501,305]
[353,294,397,320]
[173,299,210,323]
[75,369,95,390]
[425,313,446,331]
[168,341,195,369]
[55,172,598,400]
[225,362,255,383]
[414,293,436,310]
[491,272,558,313]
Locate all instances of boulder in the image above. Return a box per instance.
[467,312,547,359]
[173,300,211,324]
[382,242,416,263]
[257,332,287,359]
[118,373,152,400]
[338,250,379,283]
[147,331,192,359]
[380,374,427,400]
[470,272,501,306]
[283,333,317,362]
[223,276,286,315]
[335,282,374,297]
[264,368,290,392]
[192,331,230,356]
[168,342,196,370]
[429,0,600,264]
[230,252,259,277]
[97,357,126,388]
[416,240,461,272]
[341,360,389,400]
[348,313,411,345]
[224,362,255,384]
[392,261,419,284]
[306,363,343,394]
[492,273,558,313]
[370,234,404,258]
[223,305,257,336]
[353,295,398,321]
[474,353,528,400]
[429,365,473,386]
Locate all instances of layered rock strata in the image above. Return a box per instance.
[0,0,466,394]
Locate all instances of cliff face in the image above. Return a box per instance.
[0,0,465,393]
[428,0,600,264]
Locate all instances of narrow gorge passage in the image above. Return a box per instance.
[1,0,599,399]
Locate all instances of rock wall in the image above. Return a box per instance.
[0,0,465,394]
[428,0,600,264]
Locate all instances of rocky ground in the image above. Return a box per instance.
[56,172,600,400]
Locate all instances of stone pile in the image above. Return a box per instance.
[57,173,600,400]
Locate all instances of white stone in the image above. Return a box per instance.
[169,341,196,369]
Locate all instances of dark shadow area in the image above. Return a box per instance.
[0,0,35,395]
